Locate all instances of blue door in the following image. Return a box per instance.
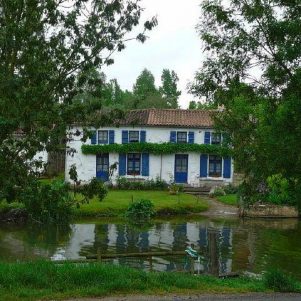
[174,154,188,183]
[96,154,109,182]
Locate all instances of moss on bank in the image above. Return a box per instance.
[0,261,275,301]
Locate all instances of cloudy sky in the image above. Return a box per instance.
[104,0,203,109]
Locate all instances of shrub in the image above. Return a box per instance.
[125,199,155,221]
[266,174,291,205]
[264,269,300,292]
[80,178,108,203]
[169,183,184,195]
[115,177,168,190]
[224,184,238,195]
[20,180,73,223]
[209,187,225,197]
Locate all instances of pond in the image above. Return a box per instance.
[0,216,301,279]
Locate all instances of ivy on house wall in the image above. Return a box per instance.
[81,143,232,156]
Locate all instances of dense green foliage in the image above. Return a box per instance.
[86,68,181,110]
[82,142,232,156]
[191,0,301,206]
[125,199,155,221]
[0,0,156,202]
[264,269,300,292]
[160,69,181,108]
[20,180,73,223]
[0,261,280,301]
[79,178,108,203]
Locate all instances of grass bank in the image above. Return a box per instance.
[216,194,238,206]
[0,201,24,215]
[74,190,209,217]
[0,261,276,301]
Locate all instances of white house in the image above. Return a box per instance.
[65,109,233,186]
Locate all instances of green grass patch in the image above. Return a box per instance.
[74,190,209,217]
[216,194,238,206]
[38,173,65,185]
[0,201,24,215]
[0,261,276,301]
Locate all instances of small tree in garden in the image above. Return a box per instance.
[80,178,108,204]
[69,164,80,201]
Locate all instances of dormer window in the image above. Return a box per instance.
[177,132,187,143]
[129,131,139,143]
[211,133,221,145]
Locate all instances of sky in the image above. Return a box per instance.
[103,0,203,109]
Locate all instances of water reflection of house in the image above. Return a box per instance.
[48,222,233,274]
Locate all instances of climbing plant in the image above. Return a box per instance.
[81,143,231,156]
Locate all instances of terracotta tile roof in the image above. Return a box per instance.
[122,109,215,128]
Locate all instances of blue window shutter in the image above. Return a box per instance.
[223,157,231,178]
[200,154,208,177]
[204,132,211,144]
[142,153,149,176]
[119,154,126,176]
[122,130,128,144]
[188,131,195,144]
[91,131,97,145]
[140,130,146,143]
[109,130,115,144]
[170,131,176,143]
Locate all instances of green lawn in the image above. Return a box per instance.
[216,194,238,206]
[74,190,209,217]
[0,261,275,301]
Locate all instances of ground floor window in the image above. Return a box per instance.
[209,155,222,177]
[127,153,141,175]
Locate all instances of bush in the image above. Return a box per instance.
[169,183,184,195]
[125,199,155,221]
[20,180,73,223]
[115,177,168,190]
[264,269,300,292]
[266,174,291,205]
[209,186,225,197]
[80,178,108,203]
[224,184,238,195]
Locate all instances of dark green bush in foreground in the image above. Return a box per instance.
[20,180,73,223]
[264,268,301,292]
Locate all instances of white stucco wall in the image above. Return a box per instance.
[65,125,233,185]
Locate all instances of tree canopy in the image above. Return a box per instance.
[0,0,157,200]
[191,0,301,204]
[160,69,181,108]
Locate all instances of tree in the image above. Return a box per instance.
[188,101,217,110]
[133,68,159,99]
[0,0,157,200]
[191,0,301,204]
[160,69,181,108]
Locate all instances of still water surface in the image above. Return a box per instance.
[0,217,300,278]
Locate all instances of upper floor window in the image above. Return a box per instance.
[129,131,139,143]
[127,153,141,175]
[211,133,221,145]
[177,132,187,143]
[98,130,108,144]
